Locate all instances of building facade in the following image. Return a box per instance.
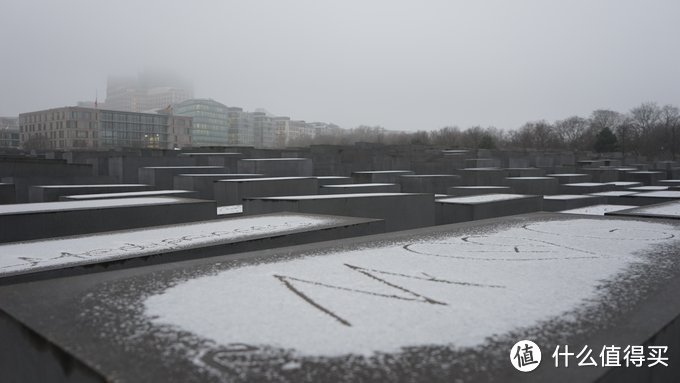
[226,107,254,146]
[19,107,191,150]
[0,117,20,149]
[173,99,230,147]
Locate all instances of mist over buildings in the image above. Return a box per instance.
[1,0,679,131]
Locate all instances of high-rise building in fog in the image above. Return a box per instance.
[173,99,229,147]
[105,72,193,113]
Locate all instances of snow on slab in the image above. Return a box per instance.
[0,197,195,215]
[544,195,594,200]
[38,184,147,188]
[563,182,607,187]
[633,191,680,198]
[560,204,636,215]
[0,213,344,277]
[632,201,680,216]
[607,182,640,186]
[66,190,193,199]
[591,191,638,197]
[176,174,261,177]
[354,170,412,174]
[547,173,588,177]
[143,218,680,358]
[144,166,223,169]
[438,194,530,204]
[219,177,311,182]
[216,205,243,215]
[252,193,417,200]
[323,183,395,188]
[241,158,308,161]
[628,186,669,191]
[505,177,553,180]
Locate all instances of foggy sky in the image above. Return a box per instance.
[1,0,679,131]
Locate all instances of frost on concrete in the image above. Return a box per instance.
[144,218,679,359]
[0,213,342,277]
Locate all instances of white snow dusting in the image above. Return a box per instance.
[144,218,678,357]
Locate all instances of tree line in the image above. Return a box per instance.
[294,102,680,160]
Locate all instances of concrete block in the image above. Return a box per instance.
[625,171,666,186]
[60,190,198,201]
[447,185,511,196]
[559,182,615,194]
[0,197,217,243]
[237,158,313,176]
[588,191,641,205]
[139,166,226,189]
[606,200,680,220]
[459,168,508,186]
[320,183,400,194]
[352,170,414,184]
[505,167,545,177]
[173,174,264,200]
[243,193,434,232]
[546,173,592,184]
[28,184,154,202]
[606,181,642,190]
[0,183,15,204]
[398,174,461,194]
[1,213,680,382]
[504,177,559,195]
[581,167,618,183]
[214,177,318,206]
[1,175,117,203]
[316,176,353,187]
[108,155,196,183]
[0,213,384,284]
[178,152,245,170]
[542,194,607,212]
[435,194,542,224]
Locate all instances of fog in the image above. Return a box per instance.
[1,0,679,131]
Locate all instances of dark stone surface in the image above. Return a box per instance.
[1,213,679,382]
[0,197,216,243]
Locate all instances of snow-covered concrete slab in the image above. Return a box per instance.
[139,166,226,189]
[0,213,383,284]
[560,204,637,216]
[237,158,313,177]
[2,213,679,382]
[244,193,434,232]
[28,183,154,202]
[0,197,217,243]
[435,193,542,224]
[542,194,606,212]
[320,183,400,194]
[351,170,414,184]
[61,189,198,201]
[605,200,680,220]
[214,177,318,205]
[173,173,264,199]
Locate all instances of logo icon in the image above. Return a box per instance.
[510,340,542,372]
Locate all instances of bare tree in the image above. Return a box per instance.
[660,105,680,159]
[554,116,588,150]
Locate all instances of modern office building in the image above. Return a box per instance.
[252,111,279,148]
[0,117,20,149]
[173,99,229,147]
[19,107,192,150]
[226,107,255,146]
[105,72,193,113]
